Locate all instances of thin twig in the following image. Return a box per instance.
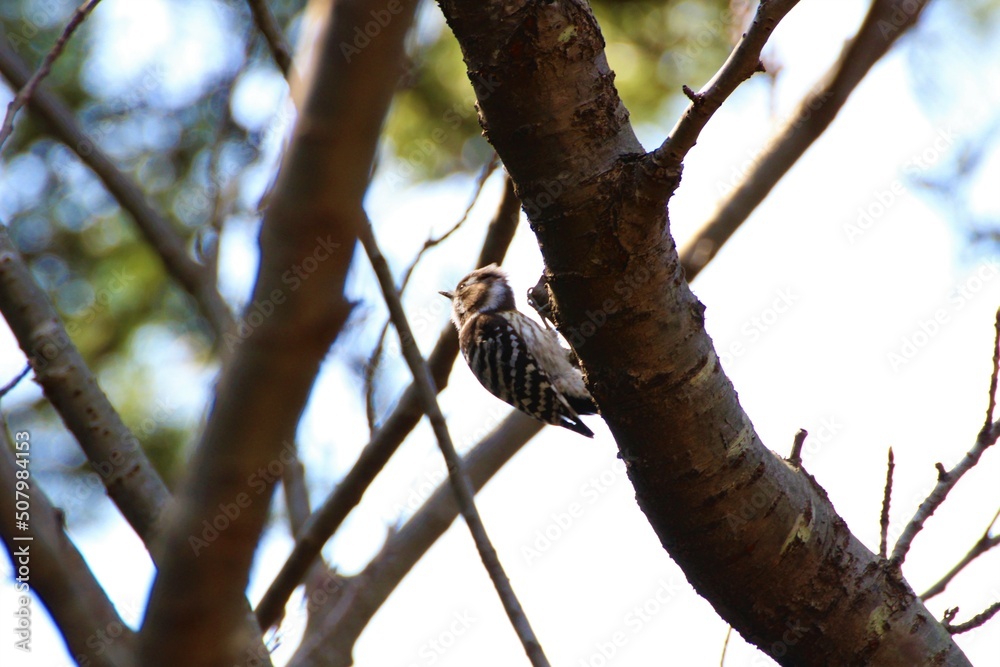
[679,0,935,280]
[891,420,999,566]
[281,449,327,605]
[891,316,1000,564]
[944,602,1000,635]
[364,156,499,431]
[0,364,30,399]
[651,0,800,174]
[719,625,733,667]
[245,0,294,78]
[921,508,1000,600]
[199,30,256,278]
[289,411,544,665]
[0,0,102,153]
[254,178,520,631]
[359,218,549,667]
[979,308,1000,442]
[0,40,235,337]
[788,428,807,467]
[879,448,894,558]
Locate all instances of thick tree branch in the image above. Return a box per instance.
[0,418,135,667]
[255,178,520,631]
[289,411,543,667]
[138,0,419,664]
[438,0,969,662]
[0,225,171,548]
[680,0,934,280]
[0,40,235,337]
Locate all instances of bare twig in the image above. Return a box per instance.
[246,0,294,78]
[879,447,894,558]
[891,421,999,566]
[921,508,1000,600]
[288,411,543,665]
[0,225,171,548]
[254,178,520,631]
[281,449,327,605]
[788,428,808,467]
[0,364,30,399]
[0,40,235,337]
[944,602,1000,635]
[891,317,1000,564]
[0,417,136,667]
[719,625,733,667]
[980,308,1000,441]
[0,0,102,152]
[651,0,800,174]
[359,218,549,667]
[680,0,935,280]
[198,31,256,278]
[364,157,499,431]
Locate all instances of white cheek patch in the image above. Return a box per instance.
[479,286,501,313]
[451,301,466,329]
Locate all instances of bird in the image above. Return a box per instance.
[440,264,597,437]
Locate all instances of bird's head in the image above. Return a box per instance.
[440,264,515,328]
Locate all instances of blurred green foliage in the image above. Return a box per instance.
[386,0,736,179]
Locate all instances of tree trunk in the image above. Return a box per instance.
[437,0,969,663]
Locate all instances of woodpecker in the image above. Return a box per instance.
[440,264,597,437]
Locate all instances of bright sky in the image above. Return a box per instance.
[2,0,999,666]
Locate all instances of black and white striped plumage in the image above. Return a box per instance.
[440,264,597,437]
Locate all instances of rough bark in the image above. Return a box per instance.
[437,0,969,664]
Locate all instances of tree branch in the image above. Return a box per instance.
[979,308,1000,441]
[680,0,934,280]
[0,417,135,667]
[365,158,499,432]
[787,428,807,467]
[879,447,895,559]
[921,508,1000,601]
[359,218,548,666]
[245,0,294,78]
[281,448,327,608]
[891,312,1000,564]
[944,601,1000,635]
[0,0,101,150]
[651,0,800,176]
[288,411,543,667]
[138,0,419,663]
[439,0,968,662]
[0,225,171,548]
[0,39,235,337]
[255,177,521,631]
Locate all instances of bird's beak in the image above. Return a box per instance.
[439,290,453,299]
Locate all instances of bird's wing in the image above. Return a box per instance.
[461,313,594,437]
